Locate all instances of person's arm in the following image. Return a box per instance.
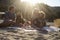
[12,14,16,22]
[44,20,46,26]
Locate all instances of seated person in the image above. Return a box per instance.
[16,13,25,27]
[32,11,47,33]
[32,11,46,28]
[0,6,16,27]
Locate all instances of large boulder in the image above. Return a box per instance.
[54,19,60,27]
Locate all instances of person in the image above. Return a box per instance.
[0,6,16,27]
[32,10,48,34]
[32,10,47,30]
[32,10,46,28]
[16,12,25,27]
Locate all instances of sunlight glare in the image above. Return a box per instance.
[21,0,44,6]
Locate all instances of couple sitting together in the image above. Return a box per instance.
[0,6,58,33]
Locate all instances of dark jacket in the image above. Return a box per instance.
[4,11,16,21]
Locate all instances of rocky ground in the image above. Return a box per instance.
[0,27,60,40]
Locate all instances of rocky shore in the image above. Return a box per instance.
[0,27,60,40]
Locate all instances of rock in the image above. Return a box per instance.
[0,27,60,40]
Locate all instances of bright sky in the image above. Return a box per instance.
[21,0,60,7]
[45,0,60,7]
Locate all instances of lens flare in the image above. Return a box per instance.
[21,0,44,6]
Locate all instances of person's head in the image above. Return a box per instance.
[32,8,40,19]
[38,11,45,19]
[8,6,15,13]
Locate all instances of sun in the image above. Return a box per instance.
[21,0,44,6]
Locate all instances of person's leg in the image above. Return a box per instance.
[0,21,14,27]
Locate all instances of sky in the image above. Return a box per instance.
[44,0,60,7]
[21,0,60,7]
